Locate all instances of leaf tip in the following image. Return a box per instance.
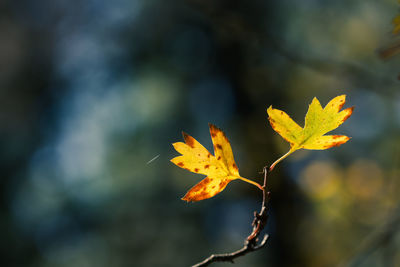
[181,191,209,202]
[342,106,354,122]
[310,97,322,108]
[181,196,191,202]
[208,123,218,133]
[209,123,229,142]
[322,135,351,149]
[182,132,196,148]
[181,131,190,141]
[209,123,222,133]
[267,105,273,114]
[171,142,181,149]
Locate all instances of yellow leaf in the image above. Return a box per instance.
[378,4,400,60]
[393,15,400,35]
[171,124,262,202]
[267,95,354,170]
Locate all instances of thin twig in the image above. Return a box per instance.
[192,167,271,267]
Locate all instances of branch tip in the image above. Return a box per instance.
[191,167,271,267]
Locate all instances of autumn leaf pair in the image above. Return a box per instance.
[171,95,354,202]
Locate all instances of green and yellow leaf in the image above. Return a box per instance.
[267,95,353,170]
[171,124,262,202]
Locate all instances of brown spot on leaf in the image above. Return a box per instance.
[184,178,209,194]
[328,142,342,148]
[204,164,210,169]
[268,118,293,143]
[194,168,199,172]
[182,132,195,148]
[181,178,213,202]
[177,162,184,167]
[341,107,354,122]
[218,180,228,188]
[212,186,216,189]
[218,129,229,142]
[332,142,343,147]
[196,191,211,200]
[337,99,345,111]
[209,124,220,138]
[202,177,211,185]
[217,180,229,191]
[214,144,223,150]
[207,154,211,158]
[217,156,221,160]
[182,191,210,202]
[324,138,349,148]
[232,163,238,170]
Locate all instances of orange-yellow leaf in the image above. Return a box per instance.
[171,124,262,202]
[393,15,400,35]
[378,3,400,62]
[267,95,353,170]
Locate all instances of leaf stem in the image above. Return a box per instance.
[269,148,295,171]
[239,177,264,191]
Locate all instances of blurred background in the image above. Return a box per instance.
[1,0,400,266]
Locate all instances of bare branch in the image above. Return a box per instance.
[191,167,271,267]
